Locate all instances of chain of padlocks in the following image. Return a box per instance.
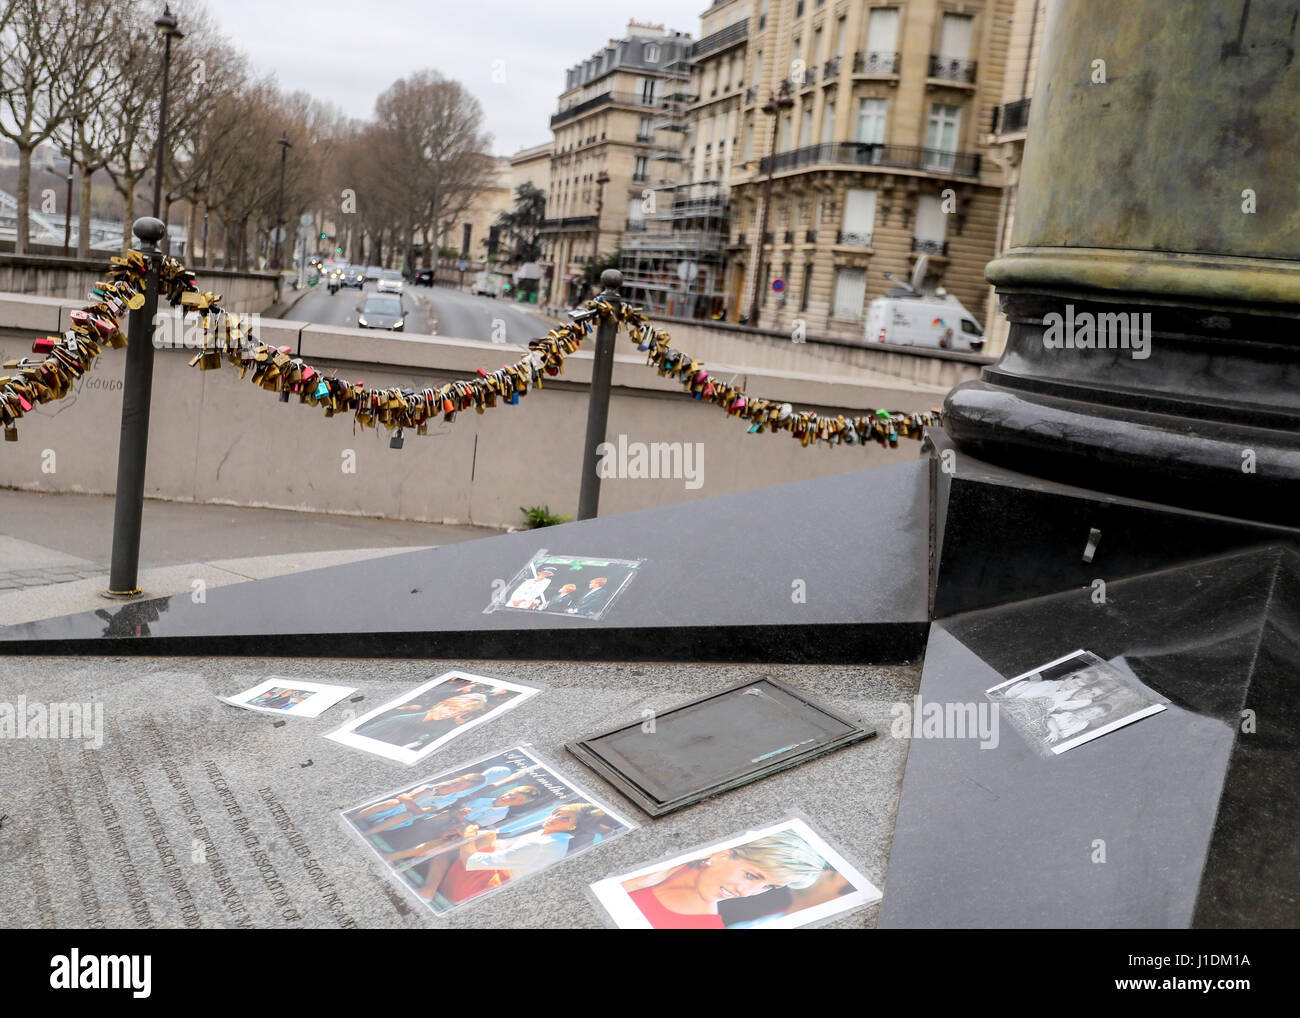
[1,250,942,448]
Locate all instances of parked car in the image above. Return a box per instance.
[863,291,985,352]
[413,268,434,286]
[377,269,404,295]
[355,293,404,331]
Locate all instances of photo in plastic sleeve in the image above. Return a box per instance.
[484,550,643,621]
[341,746,634,916]
[589,817,881,929]
[985,649,1167,756]
[325,671,538,765]
[221,677,357,719]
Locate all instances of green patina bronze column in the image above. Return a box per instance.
[944,0,1300,525]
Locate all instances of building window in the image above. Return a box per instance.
[841,188,876,247]
[939,13,974,61]
[640,78,656,104]
[915,193,948,248]
[855,98,887,144]
[633,156,649,181]
[925,103,962,169]
[743,122,754,161]
[867,7,900,56]
[644,44,660,63]
[800,263,813,310]
[800,108,813,147]
[833,267,867,319]
[821,101,836,143]
[796,1,804,19]
[638,115,653,141]
[780,113,792,150]
[759,0,767,31]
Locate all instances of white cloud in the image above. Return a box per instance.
[202,0,706,154]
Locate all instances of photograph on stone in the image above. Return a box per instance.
[986,650,1168,757]
[220,676,357,719]
[325,671,539,765]
[340,746,635,916]
[0,0,1293,979]
[589,816,882,930]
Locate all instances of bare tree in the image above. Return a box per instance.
[0,0,114,252]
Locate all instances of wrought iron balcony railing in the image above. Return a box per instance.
[693,18,748,59]
[928,54,978,84]
[911,237,949,255]
[853,50,900,74]
[992,97,1032,134]
[550,91,658,127]
[758,141,981,177]
[837,230,873,248]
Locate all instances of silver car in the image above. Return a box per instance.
[376,269,404,295]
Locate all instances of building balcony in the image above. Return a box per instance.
[693,18,748,59]
[550,91,658,128]
[794,65,817,88]
[992,97,1032,135]
[928,55,978,84]
[837,230,873,248]
[911,237,948,255]
[853,50,900,75]
[823,56,842,79]
[758,141,981,178]
[539,215,599,233]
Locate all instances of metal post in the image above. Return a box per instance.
[105,217,167,598]
[272,133,291,270]
[63,117,76,257]
[577,269,622,521]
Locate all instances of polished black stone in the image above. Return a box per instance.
[880,545,1300,928]
[0,460,932,663]
[926,428,1300,618]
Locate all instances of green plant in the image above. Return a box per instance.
[520,505,571,529]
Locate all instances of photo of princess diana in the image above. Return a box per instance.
[325,671,538,765]
[986,650,1167,756]
[484,550,643,621]
[221,677,357,719]
[342,747,633,916]
[590,818,881,929]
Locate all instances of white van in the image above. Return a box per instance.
[864,291,985,352]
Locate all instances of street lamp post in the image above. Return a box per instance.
[272,133,292,270]
[748,82,793,328]
[151,5,184,234]
[591,169,610,300]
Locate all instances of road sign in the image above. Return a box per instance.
[299,212,313,227]
[772,278,785,292]
[459,261,467,271]
[677,260,698,282]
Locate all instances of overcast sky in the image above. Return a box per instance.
[204,0,709,156]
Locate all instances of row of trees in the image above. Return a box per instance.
[0,0,497,271]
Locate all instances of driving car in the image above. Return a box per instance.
[356,293,404,331]
[376,269,404,295]
[365,265,384,281]
[414,268,434,286]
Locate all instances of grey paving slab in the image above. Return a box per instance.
[0,655,919,929]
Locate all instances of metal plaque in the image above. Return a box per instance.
[566,676,876,816]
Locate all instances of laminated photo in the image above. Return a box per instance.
[986,649,1167,756]
[325,671,538,765]
[342,746,634,916]
[590,817,880,929]
[484,550,643,621]
[221,677,357,719]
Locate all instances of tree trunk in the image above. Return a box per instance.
[121,183,136,254]
[78,173,93,259]
[15,145,33,254]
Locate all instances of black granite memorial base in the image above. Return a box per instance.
[0,460,932,663]
[880,544,1300,928]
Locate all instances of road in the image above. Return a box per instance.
[274,277,556,345]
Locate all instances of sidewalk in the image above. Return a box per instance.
[0,488,497,624]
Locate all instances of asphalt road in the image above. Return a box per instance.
[276,278,555,344]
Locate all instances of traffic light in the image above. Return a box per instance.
[320,232,327,240]
[335,246,342,254]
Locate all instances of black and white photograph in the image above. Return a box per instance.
[484,550,643,621]
[986,650,1167,756]
[325,671,538,764]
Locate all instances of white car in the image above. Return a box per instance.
[377,270,404,295]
